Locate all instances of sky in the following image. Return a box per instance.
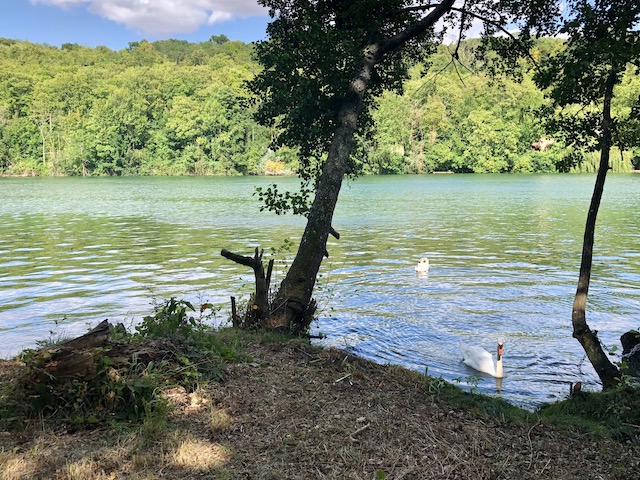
[0,0,271,50]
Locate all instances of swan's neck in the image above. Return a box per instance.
[495,343,504,378]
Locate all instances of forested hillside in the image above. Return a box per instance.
[0,36,637,176]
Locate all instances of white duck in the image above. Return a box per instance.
[460,338,504,378]
[415,257,430,273]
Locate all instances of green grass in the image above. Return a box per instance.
[422,372,640,441]
[425,376,534,425]
[538,384,640,440]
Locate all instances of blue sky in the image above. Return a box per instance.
[1,0,271,50]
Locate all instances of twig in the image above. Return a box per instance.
[294,346,315,359]
[334,373,352,384]
[348,423,370,440]
[538,458,552,476]
[526,420,541,469]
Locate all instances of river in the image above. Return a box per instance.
[1,174,638,408]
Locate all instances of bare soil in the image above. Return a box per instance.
[1,340,638,479]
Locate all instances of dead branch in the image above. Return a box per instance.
[221,248,263,268]
[221,248,270,329]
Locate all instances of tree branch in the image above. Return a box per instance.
[379,0,457,57]
[221,248,263,268]
[399,3,540,71]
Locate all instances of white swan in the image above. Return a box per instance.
[460,338,504,378]
[415,257,430,273]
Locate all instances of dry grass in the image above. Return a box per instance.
[167,434,230,471]
[0,454,36,480]
[61,458,114,480]
[1,341,639,479]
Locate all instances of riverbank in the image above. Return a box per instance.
[1,332,638,480]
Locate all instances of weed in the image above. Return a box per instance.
[422,367,447,399]
[451,375,484,393]
[135,298,199,339]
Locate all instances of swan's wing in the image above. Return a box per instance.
[460,343,491,360]
[459,343,495,376]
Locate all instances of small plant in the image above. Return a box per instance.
[466,375,484,393]
[35,317,72,348]
[135,298,199,339]
[423,367,447,398]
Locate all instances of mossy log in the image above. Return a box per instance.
[27,320,173,384]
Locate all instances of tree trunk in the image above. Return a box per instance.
[571,70,621,390]
[268,62,371,332]
[266,1,457,333]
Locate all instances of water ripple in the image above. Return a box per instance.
[1,175,638,409]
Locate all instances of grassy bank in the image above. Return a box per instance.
[1,320,639,479]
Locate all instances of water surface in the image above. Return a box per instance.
[1,174,638,408]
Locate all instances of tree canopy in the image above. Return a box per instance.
[1,33,638,177]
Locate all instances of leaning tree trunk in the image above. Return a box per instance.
[267,66,372,332]
[222,64,371,333]
[224,1,456,333]
[571,70,621,390]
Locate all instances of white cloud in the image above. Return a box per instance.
[31,0,90,6]
[30,0,268,35]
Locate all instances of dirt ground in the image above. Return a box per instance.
[1,340,638,479]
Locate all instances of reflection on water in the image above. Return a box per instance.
[1,174,638,408]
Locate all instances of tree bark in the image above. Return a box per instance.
[571,70,621,389]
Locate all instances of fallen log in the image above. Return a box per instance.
[31,320,113,383]
[27,321,175,386]
[20,320,189,420]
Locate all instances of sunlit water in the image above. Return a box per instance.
[1,174,638,408]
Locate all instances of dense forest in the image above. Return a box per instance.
[0,36,638,176]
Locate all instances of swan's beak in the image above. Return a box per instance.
[497,342,504,359]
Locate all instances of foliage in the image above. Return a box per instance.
[15,343,169,425]
[0,38,275,176]
[0,36,637,177]
[249,0,439,179]
[2,299,249,429]
[134,298,200,339]
[534,0,640,163]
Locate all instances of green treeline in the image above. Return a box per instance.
[0,37,638,176]
[0,37,273,176]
